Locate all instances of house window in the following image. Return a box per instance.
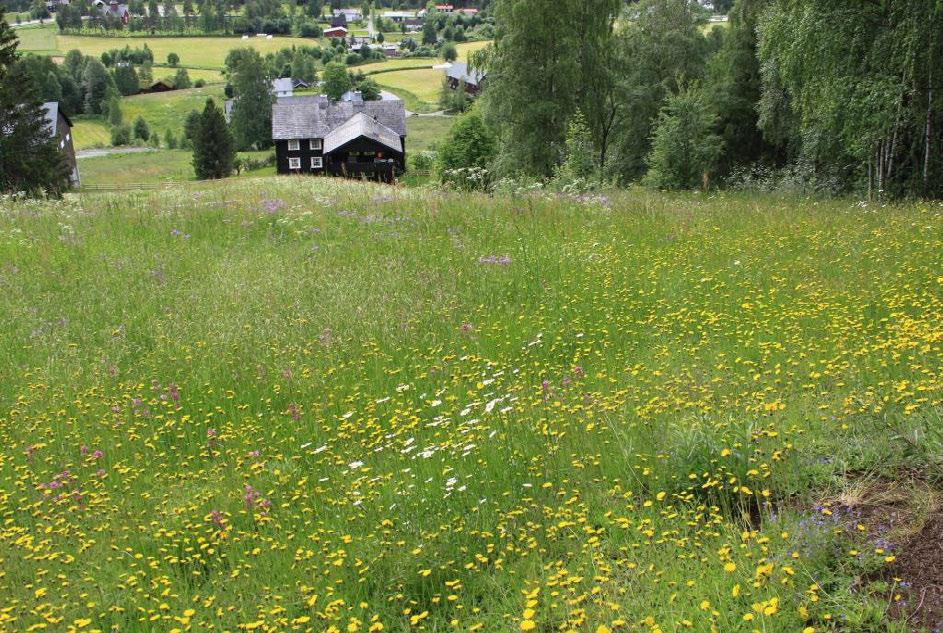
[309,139,322,151]
[311,157,323,169]
[287,140,300,151]
[288,157,301,170]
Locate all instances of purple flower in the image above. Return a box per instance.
[261,199,286,214]
[80,444,89,456]
[210,509,225,528]
[207,428,217,439]
[92,449,103,460]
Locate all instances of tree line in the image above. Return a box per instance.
[460,0,942,199]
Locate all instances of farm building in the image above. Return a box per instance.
[272,95,406,182]
[93,0,129,23]
[42,102,80,187]
[332,8,362,22]
[324,26,348,38]
[445,62,487,96]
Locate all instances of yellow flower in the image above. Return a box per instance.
[724,562,737,572]
[596,626,612,633]
[521,620,537,631]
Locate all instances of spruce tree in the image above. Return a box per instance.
[0,10,71,196]
[192,98,235,179]
[0,9,17,76]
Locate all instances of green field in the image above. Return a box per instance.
[70,85,227,150]
[405,115,454,152]
[121,84,227,136]
[77,149,273,185]
[15,25,314,69]
[1,181,941,632]
[77,148,194,184]
[71,117,112,149]
[373,68,443,106]
[11,23,57,53]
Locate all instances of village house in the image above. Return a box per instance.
[93,0,130,24]
[323,25,348,38]
[272,95,406,181]
[42,102,80,187]
[332,8,362,23]
[445,62,486,96]
[382,11,414,23]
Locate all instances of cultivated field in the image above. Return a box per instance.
[2,181,942,631]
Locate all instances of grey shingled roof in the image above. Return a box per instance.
[271,78,293,94]
[324,112,402,154]
[42,101,59,137]
[272,95,406,141]
[445,62,485,87]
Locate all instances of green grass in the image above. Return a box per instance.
[1,181,941,632]
[121,84,227,138]
[15,26,319,70]
[406,115,455,152]
[71,117,112,150]
[77,149,273,185]
[11,23,57,53]
[71,85,227,150]
[77,149,194,184]
[373,68,444,110]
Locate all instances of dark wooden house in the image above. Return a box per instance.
[42,101,80,187]
[272,95,406,182]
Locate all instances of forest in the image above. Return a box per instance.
[471,0,942,198]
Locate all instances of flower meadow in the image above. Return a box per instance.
[1,181,942,633]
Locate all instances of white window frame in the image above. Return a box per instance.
[287,139,300,151]
[311,156,323,169]
[309,139,322,151]
[288,157,301,170]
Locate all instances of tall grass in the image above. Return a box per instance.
[0,182,940,632]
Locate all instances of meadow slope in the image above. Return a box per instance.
[1,181,942,632]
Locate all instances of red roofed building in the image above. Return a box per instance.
[324,26,349,38]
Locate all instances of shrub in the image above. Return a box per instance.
[110,123,131,146]
[133,115,150,141]
[167,52,179,66]
[173,68,192,89]
[194,78,205,88]
[437,111,495,189]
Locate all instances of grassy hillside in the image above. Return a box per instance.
[406,115,454,152]
[2,182,941,631]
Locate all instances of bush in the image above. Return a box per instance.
[167,52,179,67]
[409,151,435,173]
[173,68,192,89]
[440,41,457,62]
[299,22,322,38]
[111,124,131,146]
[133,116,150,141]
[194,78,205,88]
[551,110,598,193]
[437,111,495,189]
